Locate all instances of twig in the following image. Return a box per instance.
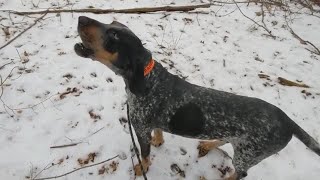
[0,64,19,116]
[11,93,58,110]
[127,105,147,180]
[11,49,25,82]
[33,155,118,180]
[0,76,4,99]
[32,160,55,180]
[0,12,48,50]
[261,3,267,28]
[211,0,284,6]
[0,66,19,86]
[84,126,105,139]
[50,143,80,149]
[232,0,276,39]
[290,29,320,55]
[216,7,237,17]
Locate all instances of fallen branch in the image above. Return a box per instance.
[278,77,310,88]
[33,155,118,180]
[0,12,48,51]
[8,4,212,15]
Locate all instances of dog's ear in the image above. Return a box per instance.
[128,60,145,95]
[128,48,151,95]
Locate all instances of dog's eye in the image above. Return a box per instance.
[111,31,119,40]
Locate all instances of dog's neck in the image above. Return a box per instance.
[143,59,155,77]
[124,59,168,96]
[144,60,167,88]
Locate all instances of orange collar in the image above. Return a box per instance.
[144,59,155,76]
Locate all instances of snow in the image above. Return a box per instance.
[0,0,320,180]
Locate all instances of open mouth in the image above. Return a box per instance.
[74,42,94,58]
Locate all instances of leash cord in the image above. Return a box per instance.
[127,105,148,180]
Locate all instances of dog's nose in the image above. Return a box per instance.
[78,16,91,26]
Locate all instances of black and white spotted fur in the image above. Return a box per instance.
[74,16,320,179]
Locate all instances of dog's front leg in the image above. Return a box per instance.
[151,128,164,147]
[134,131,152,176]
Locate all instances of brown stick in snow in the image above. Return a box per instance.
[50,143,80,149]
[278,77,310,88]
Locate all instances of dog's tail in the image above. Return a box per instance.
[290,120,320,156]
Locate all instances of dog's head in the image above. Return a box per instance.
[74,16,152,94]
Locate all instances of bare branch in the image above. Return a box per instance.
[0,61,14,70]
[232,0,276,39]
[290,29,320,55]
[284,13,320,55]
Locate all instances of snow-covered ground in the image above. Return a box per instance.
[0,0,320,180]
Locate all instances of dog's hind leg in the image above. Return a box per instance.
[197,140,227,157]
[229,133,292,180]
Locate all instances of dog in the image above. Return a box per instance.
[74,16,320,179]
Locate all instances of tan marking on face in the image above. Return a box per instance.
[94,51,118,66]
[80,26,100,47]
[79,26,118,65]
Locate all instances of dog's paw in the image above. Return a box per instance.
[134,160,150,176]
[133,157,151,176]
[134,164,148,176]
[151,136,164,147]
[197,142,210,157]
[197,140,226,158]
[151,128,164,147]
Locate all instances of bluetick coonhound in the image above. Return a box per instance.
[74,16,320,179]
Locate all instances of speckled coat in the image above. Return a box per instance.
[74,16,320,179]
